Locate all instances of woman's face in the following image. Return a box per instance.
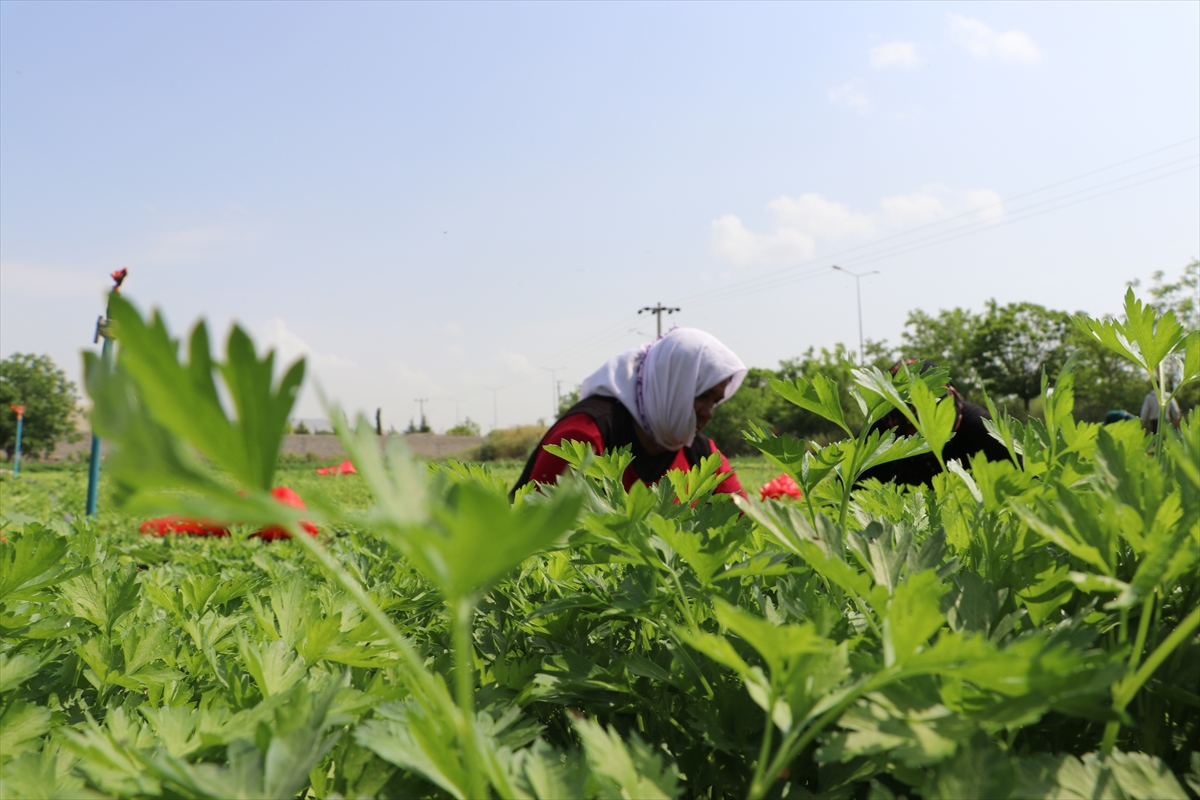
[694,378,732,432]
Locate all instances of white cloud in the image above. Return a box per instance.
[712,186,1005,268]
[0,261,107,296]
[828,81,871,113]
[870,41,921,68]
[948,14,1041,63]
[256,318,354,371]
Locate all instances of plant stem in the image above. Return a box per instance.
[1128,592,1156,676]
[451,597,488,799]
[1103,604,1200,756]
[747,693,777,799]
[286,528,454,716]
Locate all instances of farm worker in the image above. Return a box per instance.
[858,359,1011,487]
[512,328,748,498]
[1139,388,1181,434]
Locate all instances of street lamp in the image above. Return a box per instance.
[832,265,880,366]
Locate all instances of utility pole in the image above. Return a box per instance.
[638,303,680,337]
[832,265,879,366]
[414,398,429,432]
[540,366,564,419]
[484,386,503,431]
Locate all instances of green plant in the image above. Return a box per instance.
[2,287,1197,799]
[472,425,548,462]
[446,417,482,437]
[0,353,82,460]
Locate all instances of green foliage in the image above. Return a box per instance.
[472,424,548,461]
[446,417,482,436]
[0,353,81,460]
[557,387,581,418]
[971,300,1074,413]
[1,288,1197,799]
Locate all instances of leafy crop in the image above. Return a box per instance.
[1,290,1198,799]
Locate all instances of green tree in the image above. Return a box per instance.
[447,417,482,436]
[405,416,432,434]
[898,307,983,398]
[1134,258,1199,332]
[556,387,581,418]
[704,367,781,456]
[970,301,1072,415]
[0,353,81,460]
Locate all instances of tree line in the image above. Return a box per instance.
[2,262,1196,461]
[708,261,1198,455]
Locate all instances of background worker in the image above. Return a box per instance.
[859,359,1011,487]
[1140,385,1182,434]
[512,328,748,498]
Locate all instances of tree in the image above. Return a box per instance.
[557,388,581,418]
[447,417,482,436]
[1133,258,1199,332]
[898,307,984,398]
[969,301,1072,415]
[0,353,81,460]
[405,416,431,434]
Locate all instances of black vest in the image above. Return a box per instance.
[512,395,712,495]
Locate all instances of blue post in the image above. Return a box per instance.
[11,413,23,476]
[86,268,126,517]
[85,331,112,517]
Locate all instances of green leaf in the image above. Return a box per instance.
[0,700,51,761]
[238,634,308,697]
[0,526,78,603]
[907,377,957,467]
[571,715,682,800]
[355,698,469,799]
[89,293,303,501]
[771,375,851,437]
[883,570,946,667]
[712,598,827,680]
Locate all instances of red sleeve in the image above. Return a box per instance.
[710,439,746,498]
[526,414,605,487]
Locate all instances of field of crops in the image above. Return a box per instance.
[1,290,1198,799]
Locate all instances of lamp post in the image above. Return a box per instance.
[832,265,879,366]
[9,406,25,476]
[540,366,564,419]
[484,386,503,432]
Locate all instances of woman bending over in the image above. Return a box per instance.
[512,328,747,498]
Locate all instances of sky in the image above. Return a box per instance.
[2,1,1197,432]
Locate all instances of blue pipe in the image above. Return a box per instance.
[85,327,113,517]
[12,415,23,476]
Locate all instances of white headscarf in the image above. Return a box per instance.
[579,328,747,451]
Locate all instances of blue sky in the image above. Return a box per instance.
[2,1,1197,431]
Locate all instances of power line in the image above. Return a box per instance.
[678,138,1200,308]
[527,135,1200,384]
[638,303,680,337]
[685,155,1199,310]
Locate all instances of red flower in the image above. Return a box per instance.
[251,486,319,541]
[315,459,357,476]
[139,515,229,537]
[760,474,802,500]
[110,268,128,292]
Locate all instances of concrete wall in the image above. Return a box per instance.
[43,433,485,462]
